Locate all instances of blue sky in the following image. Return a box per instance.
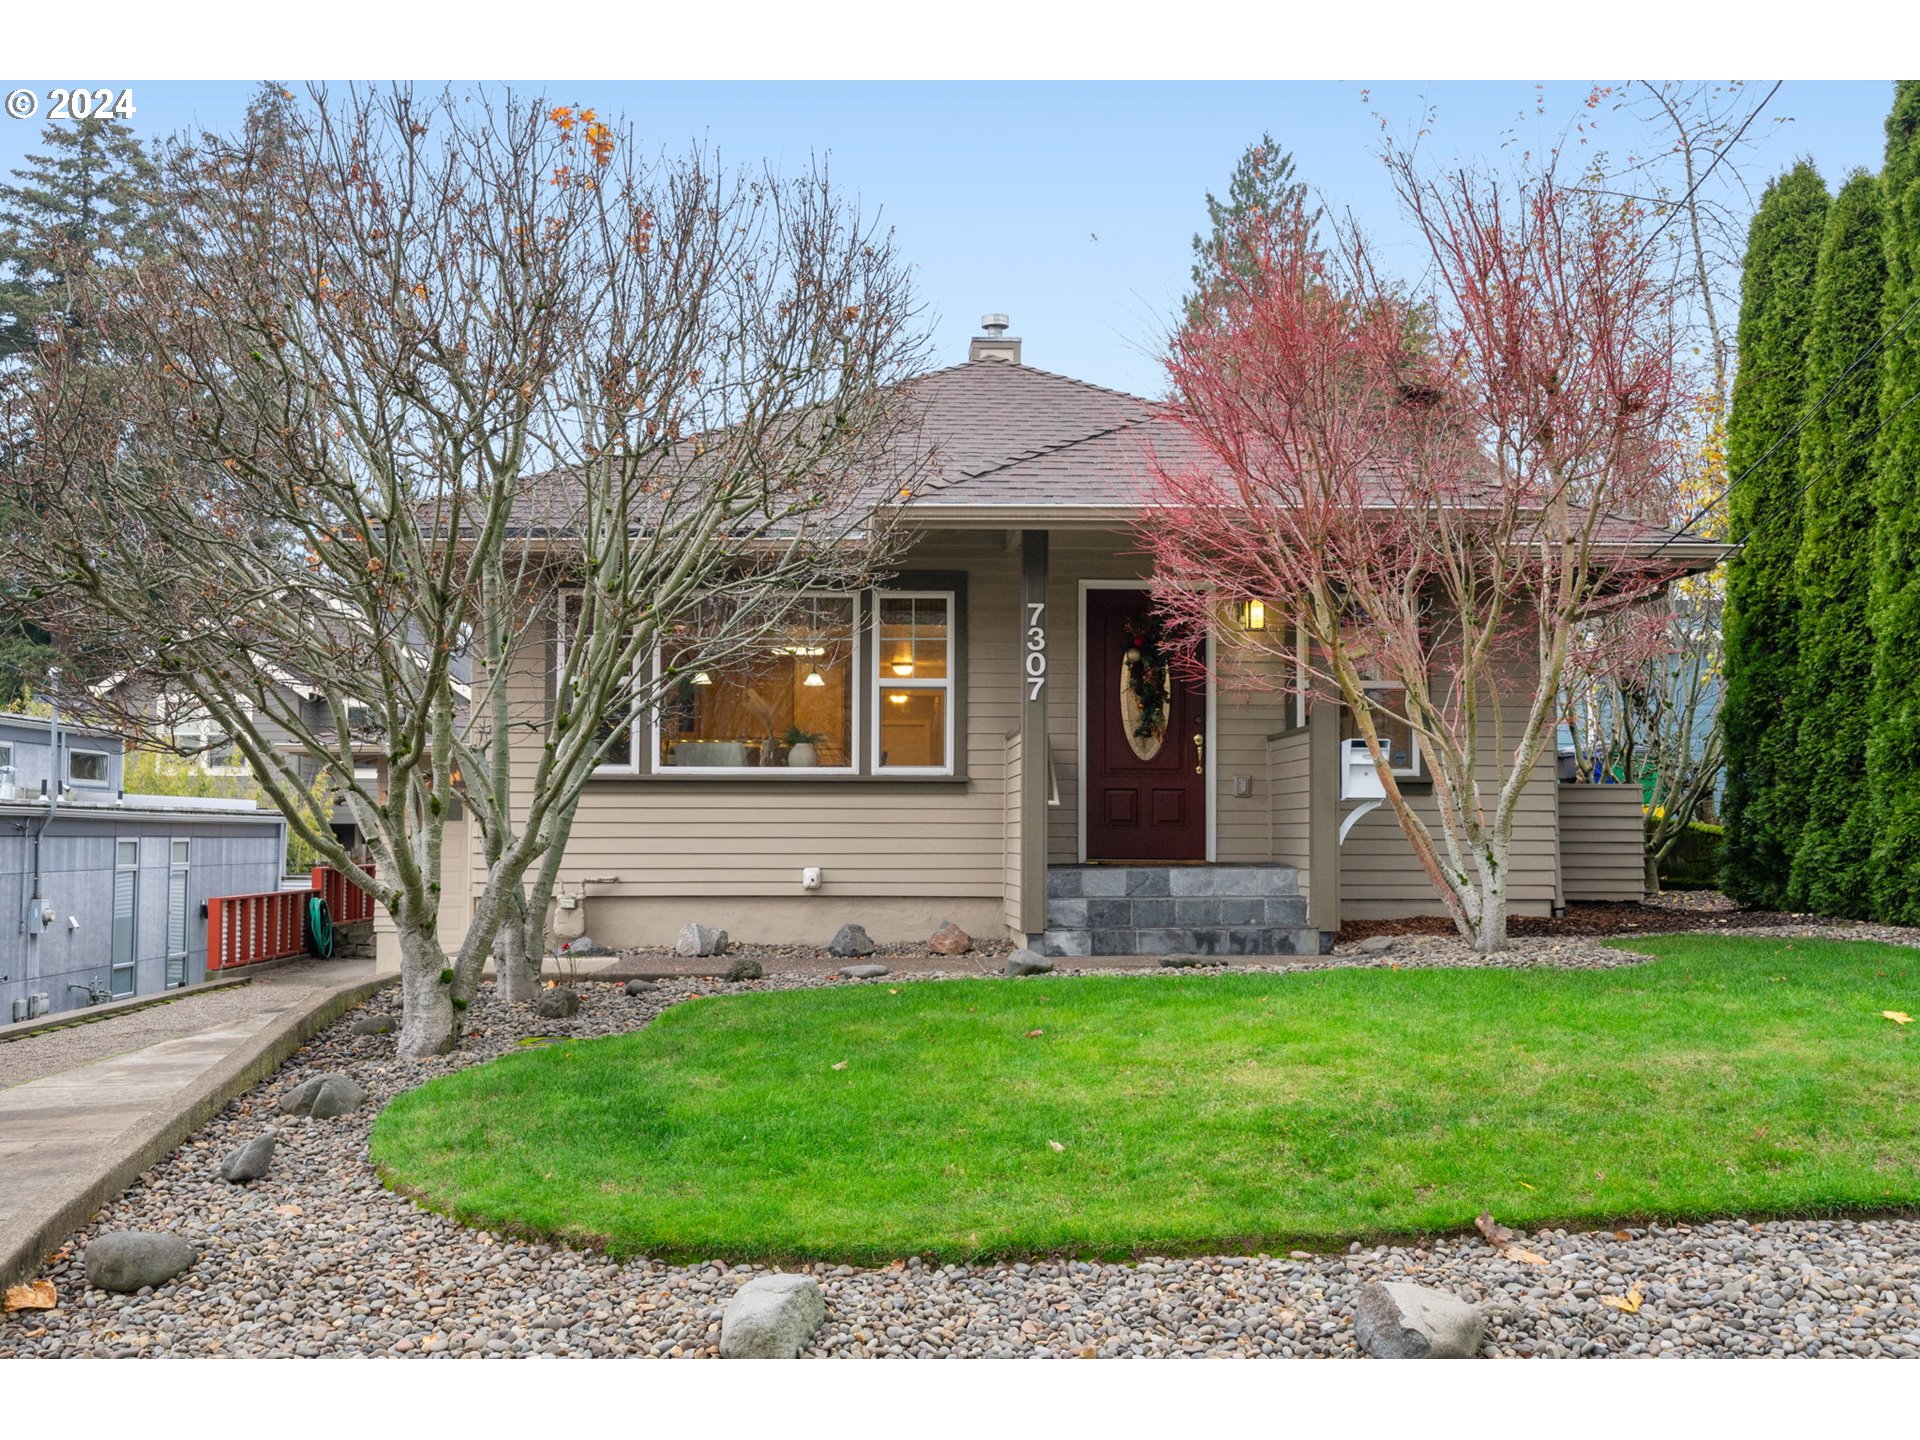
[0,80,1898,395]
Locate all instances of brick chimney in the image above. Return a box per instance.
[968,313,1021,364]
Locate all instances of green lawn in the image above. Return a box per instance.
[369,936,1920,1263]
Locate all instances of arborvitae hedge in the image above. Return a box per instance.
[1720,163,1830,907]
[1785,171,1887,916]
[1868,82,1920,923]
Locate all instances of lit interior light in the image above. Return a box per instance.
[691,672,712,686]
[888,692,910,705]
[803,668,826,688]
[891,658,915,677]
[1237,599,1267,632]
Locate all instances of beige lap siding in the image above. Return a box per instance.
[1557,784,1648,902]
[1338,686,1562,920]
[471,532,1026,947]
[1266,728,1313,882]
[1003,729,1024,941]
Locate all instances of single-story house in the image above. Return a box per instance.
[1,713,287,1020]
[432,320,1721,960]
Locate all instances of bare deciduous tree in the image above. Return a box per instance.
[1146,150,1707,951]
[2,85,926,1057]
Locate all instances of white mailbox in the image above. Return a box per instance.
[1340,738,1386,800]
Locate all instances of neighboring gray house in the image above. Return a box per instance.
[2,713,286,1022]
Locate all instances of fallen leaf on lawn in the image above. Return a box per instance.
[1600,1287,1643,1314]
[1474,1211,1512,1247]
[1026,1029,1044,1038]
[272,1204,303,1217]
[1504,1246,1550,1266]
[1516,1180,1536,1190]
[1883,1011,1914,1025]
[831,1060,848,1070]
[1047,1140,1065,1152]
[3,1280,56,1313]
[888,988,899,994]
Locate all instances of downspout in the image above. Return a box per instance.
[25,672,63,986]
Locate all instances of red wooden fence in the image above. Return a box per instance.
[312,863,377,925]
[207,864,378,971]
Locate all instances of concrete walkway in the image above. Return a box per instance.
[0,959,393,1290]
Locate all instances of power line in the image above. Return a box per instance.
[1723,381,1920,555]
[1631,80,1782,271]
[1655,288,1920,556]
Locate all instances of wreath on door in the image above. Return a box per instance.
[1120,614,1170,754]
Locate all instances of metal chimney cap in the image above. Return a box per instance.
[979,313,1010,337]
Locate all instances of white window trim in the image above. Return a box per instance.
[1349,679,1422,778]
[558,591,642,775]
[68,747,111,787]
[650,591,862,777]
[871,589,956,776]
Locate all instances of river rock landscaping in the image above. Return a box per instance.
[3,932,1919,1359]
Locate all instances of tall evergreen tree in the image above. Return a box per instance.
[1184,133,1314,326]
[1786,170,1886,915]
[1719,161,1829,907]
[1867,81,1920,922]
[0,115,160,701]
[0,114,160,357]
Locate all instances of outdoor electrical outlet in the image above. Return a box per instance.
[1233,774,1253,798]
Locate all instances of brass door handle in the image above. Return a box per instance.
[1193,732,1204,774]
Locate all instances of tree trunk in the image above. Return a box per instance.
[493,889,544,1005]
[1645,850,1663,896]
[396,925,459,1059]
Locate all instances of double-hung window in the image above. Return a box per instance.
[873,591,954,774]
[1338,679,1421,777]
[558,592,641,774]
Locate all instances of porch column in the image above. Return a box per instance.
[1307,699,1341,943]
[1019,530,1049,938]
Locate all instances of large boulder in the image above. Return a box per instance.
[827,923,875,958]
[277,1074,368,1119]
[928,921,972,956]
[1353,1281,1485,1359]
[219,1133,276,1184]
[720,1273,827,1358]
[624,979,661,997]
[536,987,582,1019]
[1005,949,1054,977]
[839,963,889,980]
[84,1232,199,1293]
[724,958,764,983]
[676,923,728,958]
[559,935,614,959]
[1357,935,1397,956]
[350,1014,396,1035]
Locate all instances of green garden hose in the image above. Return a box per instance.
[306,894,336,958]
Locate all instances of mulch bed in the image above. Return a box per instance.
[1336,899,1821,946]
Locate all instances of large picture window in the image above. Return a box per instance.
[656,594,857,772]
[873,592,953,774]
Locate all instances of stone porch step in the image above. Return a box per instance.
[1040,864,1319,959]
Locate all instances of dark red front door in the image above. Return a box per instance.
[1084,588,1207,861]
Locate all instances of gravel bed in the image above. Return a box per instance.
[6,959,1920,1359]
[591,938,1016,979]
[0,960,355,1091]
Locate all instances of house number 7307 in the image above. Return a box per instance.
[1025,601,1047,699]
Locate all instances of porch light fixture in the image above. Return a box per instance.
[1235,599,1267,632]
[691,672,712,686]
[803,667,826,688]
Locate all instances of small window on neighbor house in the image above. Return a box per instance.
[874,592,953,773]
[1339,683,1420,776]
[68,748,109,786]
[0,741,12,770]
